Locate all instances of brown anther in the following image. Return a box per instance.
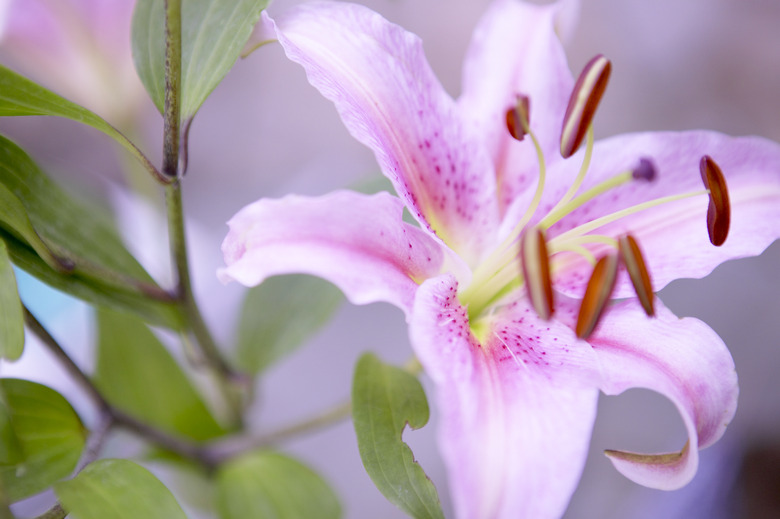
[506,95,531,141]
[520,227,554,320]
[560,54,611,158]
[632,157,657,182]
[576,254,618,339]
[618,234,654,316]
[699,155,730,246]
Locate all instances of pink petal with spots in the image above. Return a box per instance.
[219,190,446,317]
[266,4,500,265]
[459,0,577,216]
[548,131,780,299]
[411,274,600,518]
[581,299,738,489]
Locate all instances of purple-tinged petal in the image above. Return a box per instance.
[0,0,141,119]
[411,275,600,518]
[219,190,446,317]
[266,4,500,265]
[458,0,576,215]
[549,131,780,298]
[581,299,738,489]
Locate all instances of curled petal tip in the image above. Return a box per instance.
[560,54,611,158]
[605,442,692,490]
[699,155,731,246]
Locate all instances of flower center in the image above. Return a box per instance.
[459,55,730,338]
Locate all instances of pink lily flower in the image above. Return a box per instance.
[0,0,142,122]
[219,0,780,517]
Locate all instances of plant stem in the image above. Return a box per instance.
[203,399,353,465]
[161,0,244,419]
[33,504,65,519]
[24,306,213,466]
[23,308,107,410]
[162,0,181,180]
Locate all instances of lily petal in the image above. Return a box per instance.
[585,299,738,489]
[550,131,780,298]
[267,4,500,264]
[411,275,600,518]
[459,0,576,215]
[219,190,445,316]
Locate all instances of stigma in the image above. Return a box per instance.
[461,55,731,339]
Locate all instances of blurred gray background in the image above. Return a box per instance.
[1,0,779,517]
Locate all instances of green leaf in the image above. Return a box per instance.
[236,275,342,375]
[94,308,225,441]
[352,353,444,519]
[0,65,158,178]
[0,241,23,360]
[216,450,341,519]
[0,183,63,272]
[0,136,183,329]
[132,0,268,119]
[55,459,187,519]
[0,387,23,466]
[0,379,86,502]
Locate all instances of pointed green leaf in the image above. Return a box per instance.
[55,459,187,519]
[236,275,342,375]
[0,386,23,466]
[94,308,225,441]
[0,65,158,178]
[0,379,86,502]
[352,353,444,519]
[0,184,63,272]
[0,136,183,329]
[132,0,268,119]
[216,450,341,519]
[0,241,23,360]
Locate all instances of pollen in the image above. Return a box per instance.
[560,54,611,158]
[699,155,731,246]
[576,254,618,339]
[520,227,554,320]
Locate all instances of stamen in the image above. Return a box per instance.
[540,170,634,229]
[505,95,530,141]
[551,189,708,245]
[618,234,654,316]
[576,254,618,339]
[561,54,611,158]
[699,155,730,246]
[632,157,657,182]
[520,228,554,320]
[548,125,595,215]
[550,244,597,266]
[469,115,549,292]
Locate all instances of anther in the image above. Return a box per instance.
[618,234,654,316]
[520,228,554,320]
[506,95,531,141]
[560,54,611,159]
[632,157,657,182]
[576,254,618,339]
[699,155,730,246]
